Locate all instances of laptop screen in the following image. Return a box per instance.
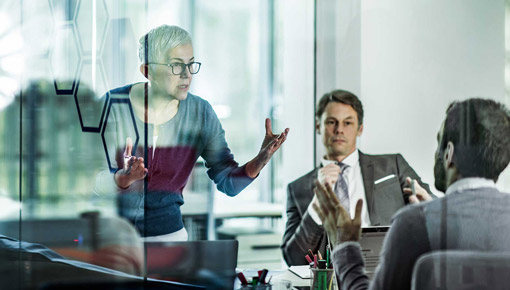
[145,240,238,290]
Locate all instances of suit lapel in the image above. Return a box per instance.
[359,152,375,215]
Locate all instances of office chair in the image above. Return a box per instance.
[411,250,510,290]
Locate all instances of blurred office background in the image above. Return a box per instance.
[0,0,509,280]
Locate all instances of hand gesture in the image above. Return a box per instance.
[258,118,289,162]
[312,180,363,248]
[318,163,342,187]
[403,177,432,204]
[114,137,148,189]
[245,118,289,178]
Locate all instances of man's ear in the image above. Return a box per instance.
[316,120,321,134]
[357,123,364,136]
[444,141,455,168]
[140,64,151,80]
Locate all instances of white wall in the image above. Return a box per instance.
[317,0,507,195]
[280,0,315,188]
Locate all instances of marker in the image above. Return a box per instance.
[258,269,268,285]
[411,179,416,195]
[305,254,313,264]
[237,272,248,285]
[326,245,330,268]
[252,277,259,286]
[314,254,318,268]
[318,260,327,290]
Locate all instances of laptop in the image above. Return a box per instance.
[359,226,390,277]
[145,240,238,290]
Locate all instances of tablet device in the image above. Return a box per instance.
[359,226,390,277]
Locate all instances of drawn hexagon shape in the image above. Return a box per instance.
[101,98,139,173]
[49,0,79,22]
[22,0,54,56]
[75,0,109,56]
[102,18,139,89]
[50,23,80,94]
[74,59,109,132]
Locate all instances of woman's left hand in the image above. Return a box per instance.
[245,118,289,178]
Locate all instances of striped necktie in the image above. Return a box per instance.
[335,162,350,215]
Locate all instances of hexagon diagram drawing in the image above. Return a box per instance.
[101,97,139,173]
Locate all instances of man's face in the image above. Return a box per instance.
[150,43,194,100]
[433,121,447,192]
[318,102,363,159]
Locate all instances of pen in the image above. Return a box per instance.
[305,254,313,264]
[314,254,318,268]
[308,249,314,258]
[318,250,323,260]
[237,272,248,285]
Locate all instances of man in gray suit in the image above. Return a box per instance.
[314,98,510,290]
[281,90,432,266]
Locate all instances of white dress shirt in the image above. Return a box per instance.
[308,149,371,227]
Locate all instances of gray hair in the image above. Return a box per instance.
[138,25,192,65]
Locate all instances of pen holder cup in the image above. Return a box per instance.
[239,284,271,290]
[310,268,336,290]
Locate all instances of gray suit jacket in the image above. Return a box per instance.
[281,151,431,266]
[333,186,510,290]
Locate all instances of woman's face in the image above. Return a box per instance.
[150,43,194,101]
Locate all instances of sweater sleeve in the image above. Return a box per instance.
[200,102,255,196]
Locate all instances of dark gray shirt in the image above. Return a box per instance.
[333,179,510,290]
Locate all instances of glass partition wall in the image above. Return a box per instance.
[3,0,509,288]
[0,0,302,288]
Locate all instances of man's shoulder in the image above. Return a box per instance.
[359,151,402,161]
[359,151,409,170]
[391,198,434,225]
[288,168,318,188]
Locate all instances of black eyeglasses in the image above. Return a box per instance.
[149,62,201,75]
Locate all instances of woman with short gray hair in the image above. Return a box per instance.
[95,24,289,241]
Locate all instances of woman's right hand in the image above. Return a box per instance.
[114,137,148,189]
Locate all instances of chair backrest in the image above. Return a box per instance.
[411,251,510,290]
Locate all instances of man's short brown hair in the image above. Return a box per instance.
[316,90,364,126]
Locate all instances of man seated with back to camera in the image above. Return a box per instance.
[281,89,433,266]
[314,98,510,290]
